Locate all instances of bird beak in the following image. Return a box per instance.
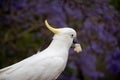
[72,38,82,53]
[71,38,78,48]
[45,20,62,34]
[73,38,78,44]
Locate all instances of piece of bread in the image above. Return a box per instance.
[74,43,82,53]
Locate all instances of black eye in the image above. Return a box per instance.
[71,34,74,37]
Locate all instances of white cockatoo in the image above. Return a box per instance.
[0,20,82,80]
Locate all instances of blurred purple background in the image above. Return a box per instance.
[0,0,120,80]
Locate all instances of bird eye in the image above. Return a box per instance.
[71,34,74,37]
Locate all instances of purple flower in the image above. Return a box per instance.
[76,51,104,79]
[106,61,120,74]
[95,23,105,32]
[48,18,67,27]
[111,48,120,60]
[83,18,93,28]
[11,0,27,10]
[90,41,103,54]
[64,4,83,20]
[35,4,49,15]
[105,48,120,74]
[105,48,120,62]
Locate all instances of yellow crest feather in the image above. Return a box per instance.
[45,20,61,34]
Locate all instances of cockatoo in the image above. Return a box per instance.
[0,20,82,80]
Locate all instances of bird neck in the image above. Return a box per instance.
[48,39,70,51]
[48,36,72,52]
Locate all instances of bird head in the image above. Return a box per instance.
[45,20,82,53]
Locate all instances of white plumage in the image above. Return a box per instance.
[0,20,82,80]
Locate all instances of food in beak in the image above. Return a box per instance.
[74,43,82,53]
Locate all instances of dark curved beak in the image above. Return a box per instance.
[73,38,78,44]
[71,38,78,48]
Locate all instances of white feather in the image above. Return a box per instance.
[0,28,77,80]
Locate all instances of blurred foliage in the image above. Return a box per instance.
[110,0,120,10]
[0,0,120,80]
